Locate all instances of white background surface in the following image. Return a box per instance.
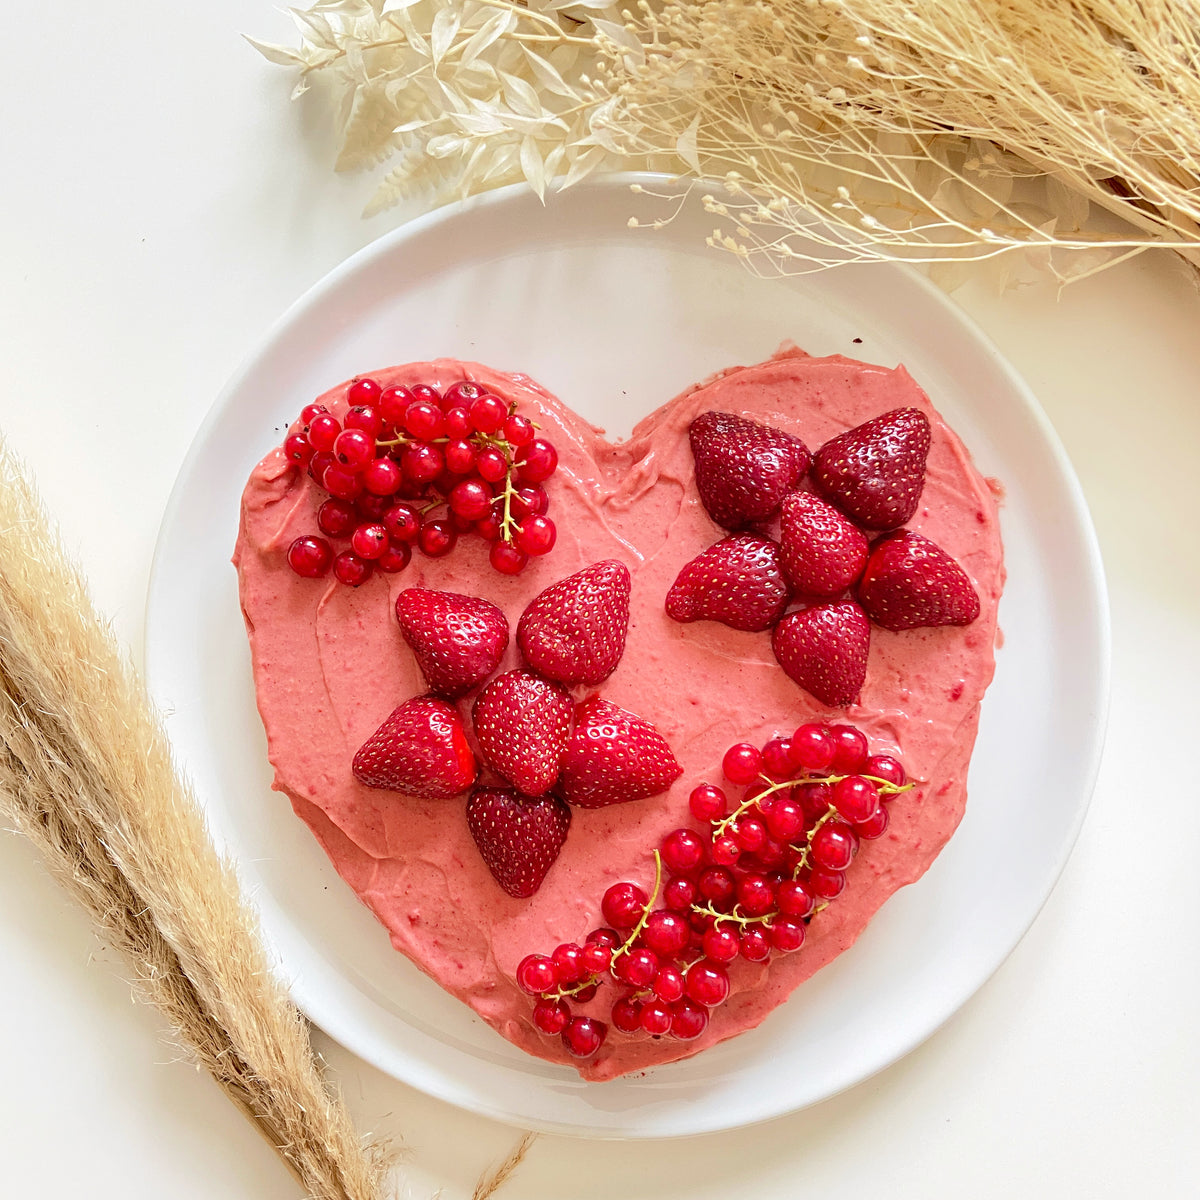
[0,2,1196,1196]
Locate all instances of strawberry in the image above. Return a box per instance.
[778,491,869,597]
[472,669,573,796]
[466,787,571,899]
[665,535,790,632]
[395,587,509,699]
[771,602,871,708]
[857,530,981,631]
[688,410,810,529]
[352,696,477,799]
[517,560,631,686]
[812,407,931,530]
[558,697,682,809]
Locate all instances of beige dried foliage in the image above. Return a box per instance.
[254,0,1200,283]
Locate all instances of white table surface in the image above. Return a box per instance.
[1,3,1197,1196]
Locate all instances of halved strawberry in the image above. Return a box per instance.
[857,530,980,631]
[466,787,571,899]
[517,560,631,686]
[771,602,871,708]
[689,411,810,529]
[472,669,573,796]
[558,697,682,809]
[395,587,509,699]
[352,696,477,799]
[812,408,931,530]
[778,491,869,597]
[665,535,789,632]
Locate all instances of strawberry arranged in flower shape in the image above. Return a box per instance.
[352,696,477,799]
[771,602,871,708]
[558,697,682,809]
[665,535,790,632]
[858,530,981,631]
[517,560,631,686]
[466,787,572,899]
[473,669,573,796]
[778,491,869,597]
[395,587,509,699]
[688,411,810,529]
[812,407,931,531]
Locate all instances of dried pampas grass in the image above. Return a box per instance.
[253,0,1200,283]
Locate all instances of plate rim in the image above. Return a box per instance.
[145,171,1111,1138]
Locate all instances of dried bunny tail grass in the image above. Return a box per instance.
[472,1133,538,1200]
[256,0,1200,282]
[0,437,387,1200]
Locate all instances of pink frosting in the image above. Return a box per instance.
[233,349,1004,1080]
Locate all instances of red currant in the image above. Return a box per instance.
[448,479,493,521]
[332,552,372,586]
[601,881,648,930]
[702,924,739,964]
[345,405,383,437]
[791,723,836,772]
[476,448,508,483]
[377,541,412,573]
[643,910,689,958]
[383,502,422,543]
[516,953,559,995]
[811,821,856,871]
[308,413,341,453]
[710,834,741,867]
[776,879,815,918]
[515,515,556,556]
[444,438,476,475]
[561,1016,606,1058]
[503,414,535,447]
[401,442,443,485]
[664,876,698,911]
[866,754,906,787]
[489,540,527,575]
[408,383,442,408]
[737,873,776,916]
[808,866,846,900]
[685,962,730,1007]
[309,450,336,484]
[611,995,643,1034]
[362,457,402,496]
[441,380,484,409]
[404,401,444,440]
[350,523,388,560]
[833,775,880,824]
[286,536,333,578]
[444,407,471,439]
[697,866,735,907]
[764,796,804,842]
[829,724,869,774]
[765,915,806,953]
[511,485,549,519]
[580,941,612,975]
[322,464,364,500]
[762,738,795,780]
[346,377,381,406]
[661,828,705,874]
[551,942,586,985]
[613,946,658,988]
[731,815,767,854]
[515,437,558,483]
[653,964,685,1003]
[640,1001,673,1036]
[723,743,763,785]
[285,434,314,466]
[418,519,457,558]
[855,806,890,840]
[378,385,414,424]
[299,403,328,428]
[475,512,503,541]
[469,393,508,434]
[799,781,835,822]
[689,783,728,822]
[670,999,708,1040]
[739,927,771,962]
[317,498,357,538]
[532,998,570,1035]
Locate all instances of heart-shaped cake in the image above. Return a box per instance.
[234,348,1004,1080]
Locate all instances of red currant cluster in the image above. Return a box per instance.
[515,722,910,1060]
[282,376,560,586]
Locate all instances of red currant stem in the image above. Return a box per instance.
[544,976,603,1002]
[789,806,839,880]
[690,901,778,928]
[494,462,522,545]
[608,851,664,969]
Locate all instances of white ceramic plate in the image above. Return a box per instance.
[145,174,1108,1139]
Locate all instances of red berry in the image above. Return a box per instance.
[384,502,423,543]
[401,442,443,485]
[670,999,708,1040]
[665,535,790,633]
[442,380,483,409]
[661,828,706,874]
[723,743,763,785]
[737,873,776,916]
[867,754,907,787]
[654,964,685,1003]
[444,407,471,439]
[689,783,728,822]
[418,519,457,557]
[408,383,441,408]
[585,927,619,949]
[776,879,815,918]
[323,464,364,500]
[357,492,391,520]
[286,535,332,578]
[469,393,508,434]
[511,485,549,518]
[702,924,739,964]
[285,433,314,466]
[799,781,834,822]
[504,414,535,446]
[640,1001,673,1036]
[378,385,414,424]
[308,413,341,452]
[711,835,740,867]
[551,942,586,985]
[580,941,612,975]
[299,402,328,427]
[444,438,476,475]
[611,995,643,1034]
[515,437,558,483]
[855,805,890,840]
[643,910,689,958]
[489,540,528,575]
[474,512,502,542]
[830,725,869,774]
[561,1016,606,1058]
[811,821,856,870]
[833,775,880,823]
[532,998,570,1035]
[763,796,804,841]
[613,946,658,988]
[309,450,336,484]
[516,953,559,995]
[476,448,508,483]
[739,927,771,962]
[448,478,493,521]
[350,523,389,560]
[697,866,735,907]
[791,723,836,772]
[347,377,381,406]
[730,815,767,854]
[362,457,402,496]
[808,866,846,899]
[318,498,357,537]
[345,404,383,437]
[765,915,806,953]
[685,962,730,1007]
[762,738,795,780]
[404,401,444,440]
[771,601,870,709]
[377,541,412,573]
[602,881,648,930]
[332,551,372,587]
[515,515,556,556]
[664,876,698,911]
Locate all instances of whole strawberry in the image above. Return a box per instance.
[812,407,931,530]
[857,530,980,631]
[466,787,571,899]
[665,535,789,632]
[395,587,509,699]
[779,491,869,597]
[517,560,631,686]
[352,696,477,799]
[689,411,810,529]
[472,669,573,796]
[771,602,871,708]
[558,697,682,809]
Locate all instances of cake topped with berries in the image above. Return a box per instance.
[234,348,1004,1080]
